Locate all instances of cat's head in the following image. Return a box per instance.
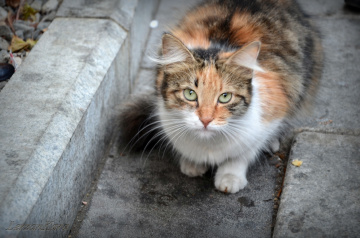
[155,33,263,137]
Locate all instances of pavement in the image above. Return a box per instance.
[72,0,360,238]
[0,0,357,237]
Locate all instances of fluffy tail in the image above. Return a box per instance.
[118,94,162,152]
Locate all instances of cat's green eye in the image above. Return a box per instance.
[218,92,232,103]
[183,89,197,101]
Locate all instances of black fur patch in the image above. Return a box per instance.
[119,95,166,152]
[193,48,220,61]
[161,75,169,101]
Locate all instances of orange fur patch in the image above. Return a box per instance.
[256,72,289,122]
[230,13,262,45]
[218,51,235,59]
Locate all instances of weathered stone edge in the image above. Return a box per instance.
[273,131,360,237]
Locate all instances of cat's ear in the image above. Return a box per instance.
[160,33,195,65]
[225,41,264,72]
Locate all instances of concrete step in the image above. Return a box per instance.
[0,0,158,237]
[273,132,360,237]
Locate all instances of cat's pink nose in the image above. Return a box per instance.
[200,117,213,129]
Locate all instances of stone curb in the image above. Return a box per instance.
[0,0,158,237]
[273,131,360,237]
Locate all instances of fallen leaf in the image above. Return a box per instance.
[9,36,37,52]
[26,38,36,48]
[9,36,27,52]
[22,4,38,22]
[82,201,88,205]
[292,159,303,167]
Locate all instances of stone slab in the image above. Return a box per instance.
[133,68,156,94]
[58,0,158,91]
[77,143,278,238]
[57,0,138,31]
[273,132,360,237]
[294,18,360,132]
[129,0,159,89]
[0,18,127,237]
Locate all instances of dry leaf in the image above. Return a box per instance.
[10,36,37,52]
[10,36,27,52]
[22,4,38,22]
[292,159,303,167]
[82,201,88,205]
[26,38,36,48]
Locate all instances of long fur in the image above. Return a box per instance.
[119,0,323,193]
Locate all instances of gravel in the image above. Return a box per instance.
[0,25,13,41]
[0,0,59,91]
[31,0,42,12]
[0,38,8,50]
[0,6,7,21]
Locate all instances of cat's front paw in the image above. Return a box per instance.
[215,174,248,193]
[180,159,208,177]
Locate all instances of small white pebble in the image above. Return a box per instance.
[149,20,158,28]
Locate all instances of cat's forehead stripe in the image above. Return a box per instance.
[192,48,220,61]
[197,65,219,85]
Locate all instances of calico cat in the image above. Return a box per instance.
[120,0,323,193]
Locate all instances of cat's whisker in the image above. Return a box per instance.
[140,124,186,165]
[221,127,251,155]
[120,110,177,149]
[126,120,183,153]
[170,126,190,149]
[158,122,189,158]
[160,125,190,159]
[146,125,188,163]
[218,129,231,144]
[123,119,159,145]
[156,123,189,158]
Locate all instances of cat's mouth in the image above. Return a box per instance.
[195,126,211,131]
[194,127,216,138]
